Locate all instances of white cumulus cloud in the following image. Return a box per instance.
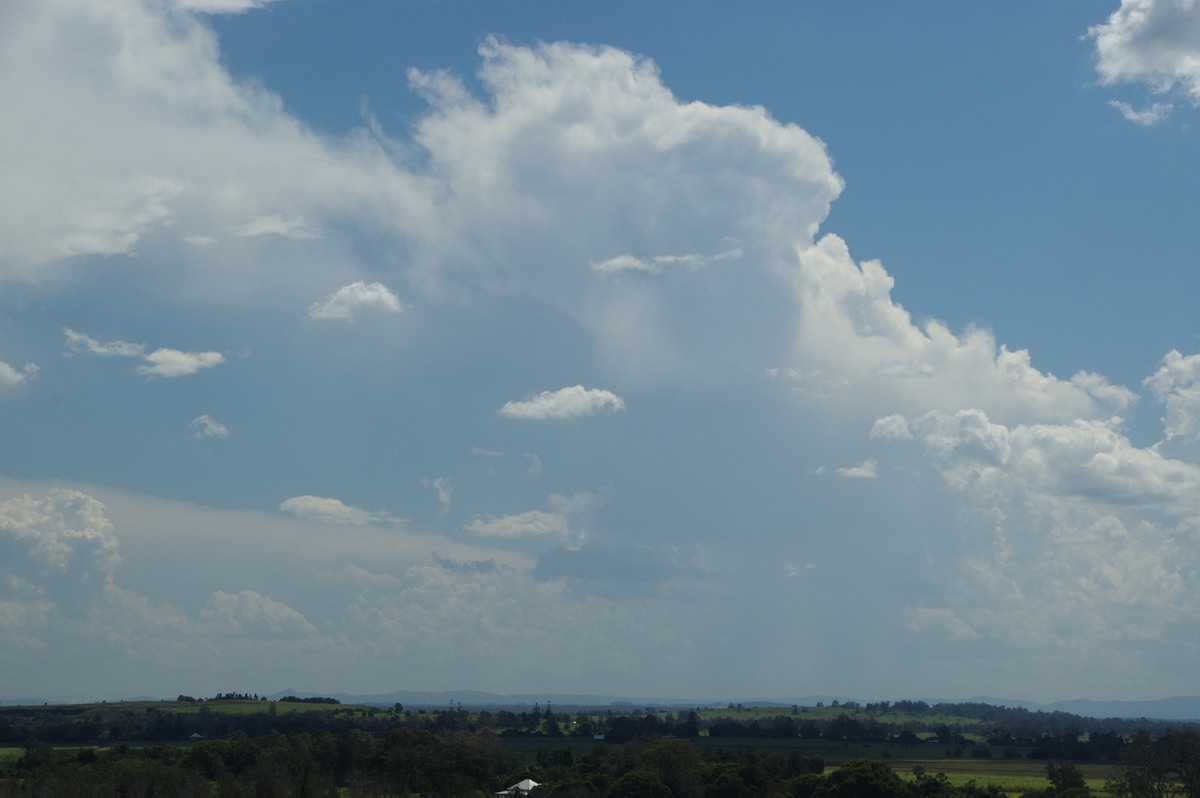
[279,495,403,526]
[308,281,404,320]
[878,405,1200,652]
[836,459,878,479]
[786,234,1134,427]
[1090,0,1200,118]
[137,348,224,378]
[189,414,230,439]
[499,386,626,420]
[1145,349,1200,441]
[0,361,38,390]
[63,328,223,378]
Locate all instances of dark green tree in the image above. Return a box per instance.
[1047,761,1087,794]
[1107,731,1171,798]
[822,758,915,798]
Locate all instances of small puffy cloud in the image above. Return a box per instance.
[63,329,223,378]
[1109,99,1174,125]
[279,495,403,526]
[465,491,603,541]
[464,510,572,538]
[308,281,404,321]
[233,213,321,240]
[0,361,38,390]
[137,348,224,378]
[199,589,316,638]
[835,459,878,479]
[499,385,625,420]
[189,414,230,439]
[1090,0,1200,105]
[182,234,218,246]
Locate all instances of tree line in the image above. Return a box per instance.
[6,711,1200,797]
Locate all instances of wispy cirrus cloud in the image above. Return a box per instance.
[499,386,625,420]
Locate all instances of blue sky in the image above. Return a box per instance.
[3,0,1200,704]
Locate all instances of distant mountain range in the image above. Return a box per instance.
[258,689,1200,721]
